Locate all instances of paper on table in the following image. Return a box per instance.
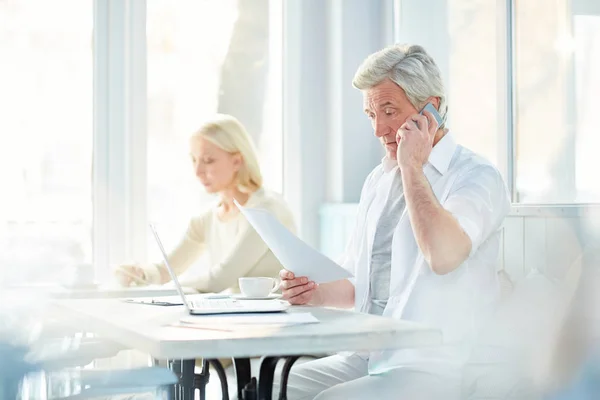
[235,201,353,283]
[123,293,229,306]
[180,312,319,328]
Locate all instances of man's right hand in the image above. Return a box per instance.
[114,264,147,287]
[280,270,319,305]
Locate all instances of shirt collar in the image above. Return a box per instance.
[380,131,457,175]
[381,157,398,173]
[428,131,457,175]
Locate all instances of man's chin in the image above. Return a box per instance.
[386,152,397,161]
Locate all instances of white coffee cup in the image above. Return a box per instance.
[238,277,281,298]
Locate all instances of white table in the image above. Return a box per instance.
[7,283,197,299]
[53,299,442,400]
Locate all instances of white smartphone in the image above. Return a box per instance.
[419,102,444,128]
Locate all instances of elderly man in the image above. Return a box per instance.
[278,44,511,399]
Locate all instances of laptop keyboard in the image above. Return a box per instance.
[189,299,243,309]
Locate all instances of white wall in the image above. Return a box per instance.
[284,0,394,247]
[394,0,450,87]
[326,0,392,204]
[501,207,600,282]
[573,0,600,15]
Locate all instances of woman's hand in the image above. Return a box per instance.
[279,269,319,305]
[114,263,147,287]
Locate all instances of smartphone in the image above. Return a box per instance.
[419,102,444,128]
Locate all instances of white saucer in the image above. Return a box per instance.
[232,293,282,300]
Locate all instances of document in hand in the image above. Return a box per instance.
[235,201,353,283]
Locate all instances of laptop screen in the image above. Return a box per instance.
[148,224,192,313]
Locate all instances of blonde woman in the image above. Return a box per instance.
[115,114,295,293]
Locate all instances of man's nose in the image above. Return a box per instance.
[374,120,389,138]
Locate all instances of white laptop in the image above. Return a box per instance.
[149,224,289,315]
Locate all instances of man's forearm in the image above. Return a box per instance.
[402,165,471,274]
[310,279,355,308]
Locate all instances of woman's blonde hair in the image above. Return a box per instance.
[192,114,263,193]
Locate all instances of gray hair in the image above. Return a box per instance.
[353,44,448,128]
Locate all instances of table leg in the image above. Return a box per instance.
[192,359,230,400]
[256,355,303,400]
[170,359,196,400]
[257,356,282,400]
[242,377,258,400]
[195,359,209,400]
[167,354,303,400]
[182,359,196,400]
[234,358,252,399]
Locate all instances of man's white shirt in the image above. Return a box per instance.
[339,132,511,375]
[368,162,405,316]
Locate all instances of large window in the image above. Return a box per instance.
[395,0,600,204]
[0,0,284,284]
[446,0,500,167]
[4,0,596,285]
[0,0,93,284]
[514,0,600,203]
[146,0,283,261]
[395,0,501,173]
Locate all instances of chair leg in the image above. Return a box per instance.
[278,356,301,400]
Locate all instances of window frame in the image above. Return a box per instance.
[506,0,600,209]
[93,0,147,279]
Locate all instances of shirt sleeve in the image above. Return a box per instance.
[143,215,207,284]
[443,165,510,257]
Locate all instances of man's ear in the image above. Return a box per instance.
[428,97,441,110]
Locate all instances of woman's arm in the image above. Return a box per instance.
[179,196,296,292]
[177,221,270,292]
[143,215,207,284]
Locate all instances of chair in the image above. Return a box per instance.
[45,367,179,399]
[0,341,40,399]
[463,267,581,399]
[17,334,178,399]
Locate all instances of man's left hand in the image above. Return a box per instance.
[396,111,438,170]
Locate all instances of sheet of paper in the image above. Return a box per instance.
[122,293,229,306]
[180,312,319,328]
[235,201,353,283]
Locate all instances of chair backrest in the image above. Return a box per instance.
[500,213,585,286]
[464,211,591,399]
[0,341,39,399]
